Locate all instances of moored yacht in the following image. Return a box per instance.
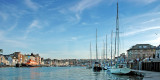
[93,29,102,71]
[110,0,131,74]
[110,64,131,74]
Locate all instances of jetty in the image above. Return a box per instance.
[131,70,160,80]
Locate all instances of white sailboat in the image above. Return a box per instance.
[110,0,131,74]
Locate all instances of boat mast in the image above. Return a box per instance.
[96,29,98,61]
[111,30,113,67]
[90,42,92,65]
[116,0,119,57]
[103,40,105,64]
[106,35,107,60]
[114,31,117,59]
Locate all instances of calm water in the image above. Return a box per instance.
[0,67,143,80]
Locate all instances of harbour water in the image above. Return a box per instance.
[0,67,143,80]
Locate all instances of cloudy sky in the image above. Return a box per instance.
[0,0,160,59]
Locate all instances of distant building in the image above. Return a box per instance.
[156,45,160,59]
[0,54,6,66]
[119,53,126,63]
[4,55,13,66]
[127,44,156,61]
[43,58,52,66]
[12,52,23,63]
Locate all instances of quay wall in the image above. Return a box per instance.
[142,62,160,72]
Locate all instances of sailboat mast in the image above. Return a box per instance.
[115,32,116,59]
[103,40,105,63]
[96,29,98,60]
[116,0,119,57]
[111,30,113,66]
[90,42,92,64]
[106,35,107,60]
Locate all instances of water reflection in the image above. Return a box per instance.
[0,67,143,80]
[30,67,40,79]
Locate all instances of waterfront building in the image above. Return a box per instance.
[12,52,23,63]
[43,58,52,66]
[0,54,7,66]
[127,44,156,61]
[119,53,126,63]
[4,55,13,66]
[156,45,160,59]
[53,59,70,66]
[34,54,41,65]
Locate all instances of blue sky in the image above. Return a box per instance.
[0,0,160,59]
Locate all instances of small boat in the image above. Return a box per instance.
[103,66,107,70]
[110,64,131,74]
[93,62,102,71]
[103,64,111,70]
[24,59,39,67]
[16,63,21,67]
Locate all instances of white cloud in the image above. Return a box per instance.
[144,37,160,46]
[69,0,102,21]
[8,22,17,31]
[24,20,42,39]
[71,37,78,40]
[0,31,27,48]
[126,0,157,4]
[29,20,41,29]
[123,26,160,36]
[2,39,28,48]
[142,18,160,24]
[0,12,8,21]
[25,0,39,10]
[70,0,102,13]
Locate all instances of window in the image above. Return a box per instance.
[139,46,142,48]
[143,46,147,48]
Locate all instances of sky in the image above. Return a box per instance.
[0,0,160,59]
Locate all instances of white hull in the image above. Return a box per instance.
[110,67,131,74]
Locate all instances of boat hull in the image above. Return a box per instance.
[93,66,102,71]
[110,68,131,74]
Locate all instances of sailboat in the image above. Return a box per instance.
[86,42,92,69]
[93,29,102,71]
[110,0,131,74]
[103,35,111,70]
[107,30,113,71]
[102,40,107,70]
